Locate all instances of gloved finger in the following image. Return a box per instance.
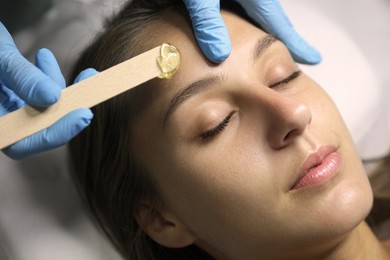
[0,22,61,106]
[183,0,231,63]
[237,0,321,64]
[35,48,66,89]
[2,68,98,159]
[73,68,99,84]
[0,83,26,116]
[0,21,17,46]
[2,108,93,160]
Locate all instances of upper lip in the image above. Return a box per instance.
[290,145,338,190]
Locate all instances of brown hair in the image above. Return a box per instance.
[68,0,213,259]
[70,0,390,257]
[367,154,390,240]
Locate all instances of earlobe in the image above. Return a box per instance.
[135,203,197,248]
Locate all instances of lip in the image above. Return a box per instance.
[290,145,342,191]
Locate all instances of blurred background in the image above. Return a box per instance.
[0,0,389,259]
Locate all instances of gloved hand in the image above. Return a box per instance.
[0,22,97,160]
[183,0,321,64]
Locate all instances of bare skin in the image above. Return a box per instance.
[132,8,390,260]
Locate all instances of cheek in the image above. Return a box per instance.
[155,131,284,234]
[303,80,349,138]
[302,82,373,226]
[162,141,274,210]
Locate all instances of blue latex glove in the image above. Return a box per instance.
[0,22,97,160]
[183,0,321,64]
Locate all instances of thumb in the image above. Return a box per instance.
[0,22,62,106]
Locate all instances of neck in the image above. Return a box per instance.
[270,221,389,260]
[313,222,389,260]
[198,222,389,260]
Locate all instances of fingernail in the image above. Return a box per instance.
[305,48,322,64]
[34,79,61,106]
[208,41,231,63]
[79,109,94,128]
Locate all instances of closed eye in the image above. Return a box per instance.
[269,70,301,88]
[200,111,235,140]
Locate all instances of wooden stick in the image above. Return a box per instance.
[0,45,163,150]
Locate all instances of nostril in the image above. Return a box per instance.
[270,107,311,149]
[283,128,304,144]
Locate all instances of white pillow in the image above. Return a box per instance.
[281,0,388,159]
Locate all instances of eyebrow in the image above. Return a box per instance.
[162,74,224,128]
[162,35,278,129]
[253,35,278,63]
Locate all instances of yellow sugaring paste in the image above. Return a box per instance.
[157,43,181,79]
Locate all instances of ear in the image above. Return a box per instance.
[135,203,197,248]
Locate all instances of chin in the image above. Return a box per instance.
[323,143,374,233]
[290,178,373,255]
[322,174,373,237]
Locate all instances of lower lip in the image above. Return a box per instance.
[292,152,342,190]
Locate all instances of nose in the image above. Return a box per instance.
[265,92,312,149]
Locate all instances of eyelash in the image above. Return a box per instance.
[269,70,301,88]
[200,71,301,141]
[201,111,235,140]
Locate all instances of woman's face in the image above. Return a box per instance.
[133,9,373,259]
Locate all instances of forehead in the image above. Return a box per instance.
[132,7,272,172]
[142,8,269,115]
